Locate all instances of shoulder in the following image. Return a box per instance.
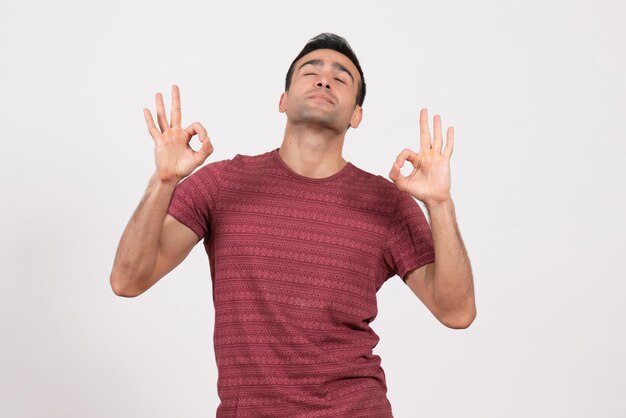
[190,147,272,177]
[348,162,403,201]
[180,154,240,193]
[348,162,428,223]
[189,149,273,173]
[186,149,276,186]
[230,149,274,169]
[186,156,233,182]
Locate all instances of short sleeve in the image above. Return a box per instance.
[166,158,230,241]
[382,191,436,281]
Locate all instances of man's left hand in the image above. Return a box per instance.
[388,108,454,206]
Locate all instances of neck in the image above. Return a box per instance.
[277,122,348,179]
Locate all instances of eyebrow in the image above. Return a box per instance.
[297,59,355,83]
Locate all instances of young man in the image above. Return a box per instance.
[110,33,475,417]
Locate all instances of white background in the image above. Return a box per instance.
[1,0,625,417]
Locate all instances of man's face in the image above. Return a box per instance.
[279,49,363,133]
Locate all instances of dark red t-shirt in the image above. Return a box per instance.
[167,148,435,417]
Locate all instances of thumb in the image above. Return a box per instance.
[196,135,214,162]
[388,161,401,182]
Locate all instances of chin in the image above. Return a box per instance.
[298,109,339,126]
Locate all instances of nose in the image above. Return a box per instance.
[316,81,331,90]
[315,71,332,90]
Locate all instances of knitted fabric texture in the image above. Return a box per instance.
[167,147,435,417]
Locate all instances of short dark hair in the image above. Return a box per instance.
[285,33,366,107]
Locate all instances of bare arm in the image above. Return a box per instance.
[389,108,476,328]
[426,199,474,326]
[404,199,475,329]
[109,84,214,297]
[109,173,199,297]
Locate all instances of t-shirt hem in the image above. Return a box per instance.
[167,206,205,241]
[398,251,436,281]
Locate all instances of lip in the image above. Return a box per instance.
[308,93,334,104]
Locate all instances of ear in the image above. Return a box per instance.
[349,105,363,129]
[279,92,287,113]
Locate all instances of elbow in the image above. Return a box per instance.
[109,272,143,298]
[441,307,477,330]
[445,316,475,329]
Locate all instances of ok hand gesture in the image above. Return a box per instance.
[143,84,214,183]
[388,108,454,206]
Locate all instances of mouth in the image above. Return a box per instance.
[309,93,334,104]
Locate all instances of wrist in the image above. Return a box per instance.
[423,191,453,205]
[424,195,454,209]
[150,171,181,189]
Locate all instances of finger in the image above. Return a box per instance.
[196,134,214,162]
[432,114,443,153]
[388,160,403,181]
[419,108,431,152]
[184,121,208,143]
[143,108,161,142]
[443,126,454,158]
[388,162,408,192]
[185,122,214,163]
[395,147,420,170]
[155,92,169,133]
[170,84,181,127]
[388,160,402,182]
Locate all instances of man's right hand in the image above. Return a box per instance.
[143,84,214,183]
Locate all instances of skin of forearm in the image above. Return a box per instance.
[110,171,178,295]
[425,198,476,324]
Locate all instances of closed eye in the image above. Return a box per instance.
[335,78,345,84]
